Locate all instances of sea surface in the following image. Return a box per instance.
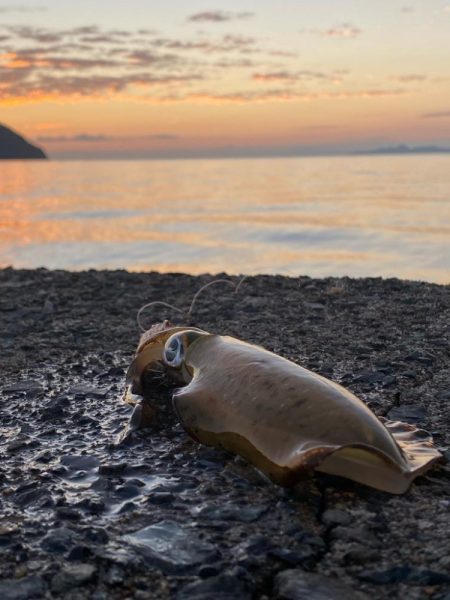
[0,155,449,283]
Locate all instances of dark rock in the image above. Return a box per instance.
[98,462,128,476]
[354,371,386,384]
[270,546,317,566]
[177,573,250,600]
[274,569,367,600]
[122,521,219,574]
[2,380,43,395]
[405,350,435,365]
[67,545,92,561]
[41,527,77,554]
[387,405,427,424]
[51,564,96,593]
[115,484,141,499]
[330,526,378,546]
[60,454,100,470]
[0,576,46,599]
[322,509,352,526]
[146,491,174,504]
[15,487,49,508]
[193,502,267,523]
[358,566,450,585]
[68,384,107,398]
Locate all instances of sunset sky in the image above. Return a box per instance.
[1,0,449,158]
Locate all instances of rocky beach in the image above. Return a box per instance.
[0,268,449,600]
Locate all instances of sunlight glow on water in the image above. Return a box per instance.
[0,156,449,283]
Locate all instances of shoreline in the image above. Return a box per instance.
[1,268,449,599]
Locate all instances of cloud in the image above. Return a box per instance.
[392,74,427,83]
[155,88,405,105]
[322,24,361,38]
[187,10,254,23]
[421,111,450,119]
[38,133,180,142]
[301,23,361,39]
[151,35,257,53]
[0,4,46,13]
[37,134,112,142]
[252,70,340,84]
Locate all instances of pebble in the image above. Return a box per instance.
[387,405,427,424]
[2,380,43,395]
[322,509,352,527]
[122,521,219,574]
[177,573,251,600]
[40,527,77,554]
[60,455,100,470]
[274,569,368,600]
[51,564,97,593]
[192,502,267,523]
[0,576,46,600]
[358,566,450,585]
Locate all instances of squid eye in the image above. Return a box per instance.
[164,335,184,367]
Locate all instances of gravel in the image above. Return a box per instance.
[0,267,449,599]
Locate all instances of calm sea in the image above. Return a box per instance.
[0,155,449,283]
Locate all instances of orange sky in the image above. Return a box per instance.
[1,0,449,158]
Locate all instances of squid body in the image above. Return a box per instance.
[124,323,442,494]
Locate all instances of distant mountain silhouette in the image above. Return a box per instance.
[354,144,450,155]
[0,123,47,159]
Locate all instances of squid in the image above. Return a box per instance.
[124,321,442,494]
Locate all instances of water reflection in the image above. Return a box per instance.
[0,156,449,283]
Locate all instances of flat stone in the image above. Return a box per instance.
[51,564,97,593]
[274,570,367,600]
[68,384,107,398]
[2,380,43,395]
[40,527,77,554]
[122,520,218,574]
[177,573,250,600]
[192,502,267,523]
[0,576,46,599]
[354,371,386,384]
[60,454,100,470]
[322,509,352,526]
[387,405,427,424]
[358,566,450,585]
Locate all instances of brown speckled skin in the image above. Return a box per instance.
[168,333,442,493]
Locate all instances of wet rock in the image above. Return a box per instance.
[354,371,385,384]
[358,566,450,585]
[67,544,92,561]
[234,535,275,568]
[41,527,77,554]
[387,405,427,424]
[2,380,43,395]
[270,546,317,566]
[98,462,128,476]
[274,569,367,600]
[115,484,141,499]
[122,521,219,574]
[177,572,250,600]
[405,350,435,365]
[60,455,100,470]
[15,487,49,508]
[51,563,96,593]
[329,526,378,546]
[192,502,267,523]
[322,509,352,527]
[68,384,107,398]
[0,576,46,600]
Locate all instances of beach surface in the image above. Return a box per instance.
[0,268,449,599]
